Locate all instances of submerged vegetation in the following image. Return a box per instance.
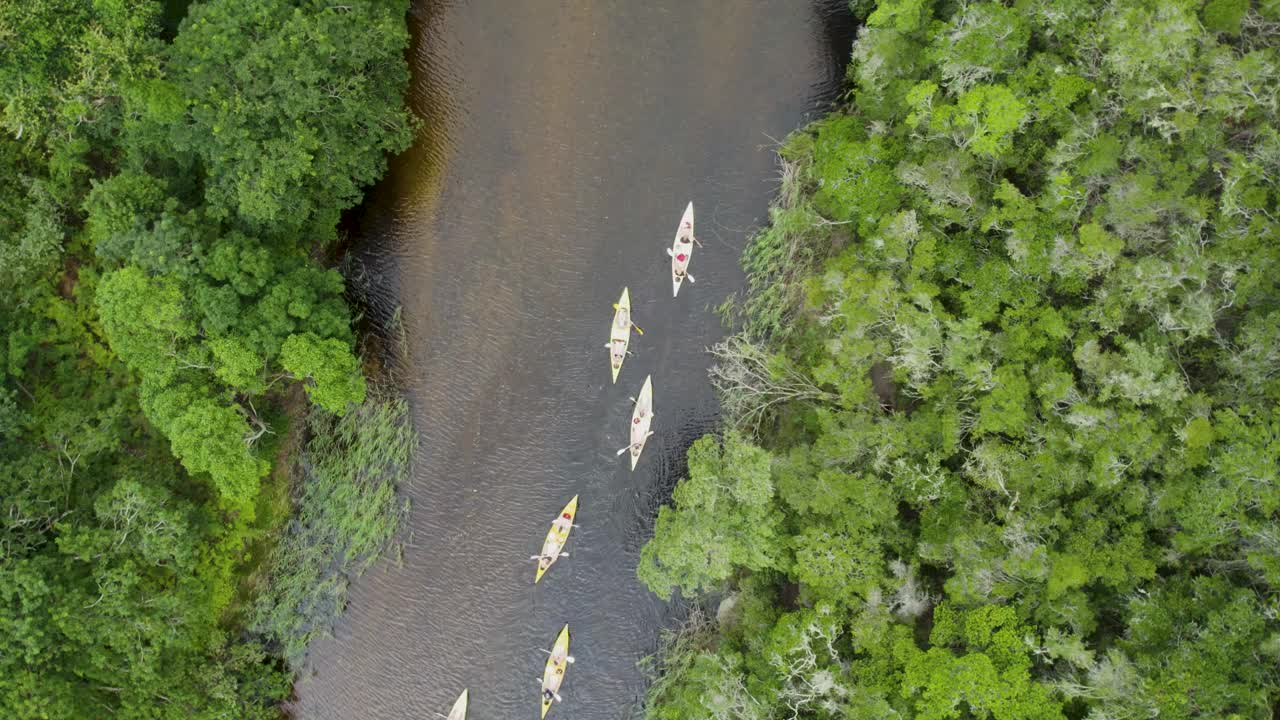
[253,391,415,669]
[1,0,414,715]
[641,0,1280,717]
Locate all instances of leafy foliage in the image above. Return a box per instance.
[0,0,413,715]
[641,1,1280,718]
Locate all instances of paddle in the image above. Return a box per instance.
[540,649,576,664]
[686,273,695,283]
[631,323,644,335]
[616,444,632,456]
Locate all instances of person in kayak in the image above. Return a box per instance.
[543,688,559,703]
[669,246,694,282]
[630,430,654,455]
[611,338,626,367]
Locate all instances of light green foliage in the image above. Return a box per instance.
[643,0,1280,718]
[97,266,195,379]
[898,604,1063,720]
[929,3,1029,93]
[281,332,367,414]
[639,433,782,600]
[930,84,1029,158]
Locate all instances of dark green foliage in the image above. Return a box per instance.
[641,0,1280,718]
[0,0,413,715]
[156,0,415,235]
[252,392,414,668]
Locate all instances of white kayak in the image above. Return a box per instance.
[448,689,468,720]
[606,287,634,384]
[668,202,696,297]
[628,375,654,470]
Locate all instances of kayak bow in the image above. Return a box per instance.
[447,689,468,720]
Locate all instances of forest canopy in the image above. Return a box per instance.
[640,0,1280,718]
[0,0,414,716]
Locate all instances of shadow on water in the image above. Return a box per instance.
[302,2,855,719]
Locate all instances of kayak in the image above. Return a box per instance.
[607,287,631,384]
[540,624,571,719]
[534,495,579,583]
[447,689,468,720]
[629,375,654,471]
[669,202,695,297]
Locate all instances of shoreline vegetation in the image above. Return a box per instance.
[640,0,1280,718]
[1,0,417,716]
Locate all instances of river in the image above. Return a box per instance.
[293,2,851,718]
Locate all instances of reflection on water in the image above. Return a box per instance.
[295,2,852,718]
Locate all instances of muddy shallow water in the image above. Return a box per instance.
[293,2,851,718]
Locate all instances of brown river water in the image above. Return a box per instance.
[293,2,852,718]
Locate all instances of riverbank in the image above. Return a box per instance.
[638,0,1280,717]
[0,1,416,715]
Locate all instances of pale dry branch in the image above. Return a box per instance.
[709,335,834,433]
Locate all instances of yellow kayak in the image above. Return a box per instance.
[534,496,578,583]
[447,689,468,720]
[607,287,633,384]
[540,624,572,718]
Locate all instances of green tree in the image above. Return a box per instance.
[639,433,783,600]
[642,1,1280,718]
